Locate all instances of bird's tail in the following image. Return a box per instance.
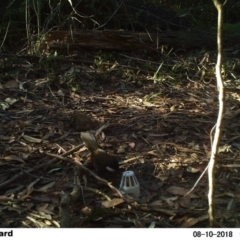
[81,132,99,153]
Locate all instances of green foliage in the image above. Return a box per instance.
[144,92,162,102]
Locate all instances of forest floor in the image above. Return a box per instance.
[1,48,240,228]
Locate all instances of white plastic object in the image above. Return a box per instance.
[119,171,140,197]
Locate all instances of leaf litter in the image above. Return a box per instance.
[0,51,240,228]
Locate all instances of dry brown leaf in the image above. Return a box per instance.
[27,179,40,190]
[222,164,240,168]
[18,179,40,200]
[147,150,157,156]
[117,145,126,153]
[143,101,155,107]
[227,199,235,210]
[181,217,199,227]
[44,220,52,226]
[170,105,176,112]
[22,135,42,143]
[180,196,191,208]
[101,198,124,208]
[7,204,28,214]
[5,97,18,105]
[3,155,26,163]
[0,102,9,110]
[0,194,14,201]
[96,123,109,136]
[218,145,231,153]
[128,142,135,148]
[186,166,201,173]
[160,196,178,206]
[166,186,198,198]
[18,189,34,201]
[131,133,138,139]
[32,211,52,220]
[4,80,19,89]
[31,194,60,203]
[203,144,211,156]
[81,206,92,215]
[57,89,64,96]
[149,200,163,206]
[181,214,208,227]
[36,204,55,215]
[35,182,56,192]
